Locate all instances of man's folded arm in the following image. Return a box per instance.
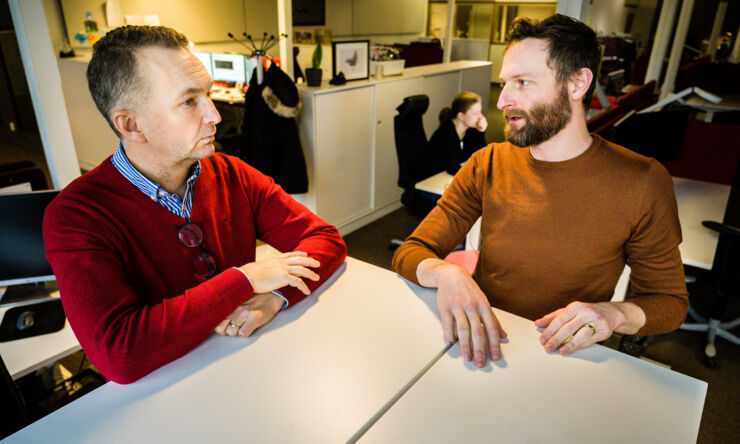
[248,168,347,306]
[393,157,484,284]
[45,241,253,384]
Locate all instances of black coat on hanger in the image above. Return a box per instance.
[239,63,308,194]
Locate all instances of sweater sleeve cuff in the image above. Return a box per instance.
[272,290,288,310]
[205,267,254,305]
[629,294,689,336]
[392,248,440,285]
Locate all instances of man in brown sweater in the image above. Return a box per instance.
[392,15,688,368]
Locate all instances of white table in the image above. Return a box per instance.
[414,171,453,195]
[673,177,731,270]
[5,257,708,443]
[0,291,80,379]
[359,308,708,444]
[414,171,483,251]
[684,93,740,122]
[6,258,447,443]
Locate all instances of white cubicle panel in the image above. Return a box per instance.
[461,63,493,113]
[360,308,707,444]
[421,71,460,138]
[314,86,375,227]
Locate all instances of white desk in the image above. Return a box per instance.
[684,93,740,122]
[6,258,708,443]
[360,308,708,444]
[673,177,731,270]
[6,258,447,443]
[0,292,80,379]
[414,170,453,195]
[414,171,483,251]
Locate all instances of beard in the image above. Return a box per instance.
[503,85,572,147]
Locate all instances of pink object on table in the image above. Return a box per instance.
[444,250,479,275]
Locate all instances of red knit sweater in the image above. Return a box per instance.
[43,154,346,383]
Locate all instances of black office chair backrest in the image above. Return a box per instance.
[610,107,690,161]
[394,95,440,190]
[723,160,740,229]
[708,159,740,293]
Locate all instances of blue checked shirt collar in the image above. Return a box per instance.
[111,143,201,219]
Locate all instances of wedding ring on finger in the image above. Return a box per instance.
[584,323,596,336]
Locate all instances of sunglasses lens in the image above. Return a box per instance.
[194,251,217,277]
[178,223,203,247]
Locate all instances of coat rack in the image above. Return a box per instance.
[227,32,288,85]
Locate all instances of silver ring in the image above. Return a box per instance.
[584,323,596,336]
[229,322,240,329]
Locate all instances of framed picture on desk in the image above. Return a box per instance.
[332,40,369,81]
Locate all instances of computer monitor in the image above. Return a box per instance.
[0,190,60,298]
[211,53,247,83]
[193,51,213,77]
[244,57,259,84]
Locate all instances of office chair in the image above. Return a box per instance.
[609,107,690,161]
[0,161,48,192]
[393,95,442,215]
[680,159,740,367]
[389,95,442,249]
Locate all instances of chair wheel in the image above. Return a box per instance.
[703,355,717,368]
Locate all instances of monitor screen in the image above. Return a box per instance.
[193,51,213,77]
[211,53,246,83]
[0,190,59,290]
[244,57,259,84]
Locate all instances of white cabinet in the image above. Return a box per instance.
[314,86,375,227]
[373,78,424,210]
[297,61,492,235]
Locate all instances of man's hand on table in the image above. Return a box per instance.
[239,251,320,295]
[215,292,284,337]
[534,301,646,355]
[417,258,507,368]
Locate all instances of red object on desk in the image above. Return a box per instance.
[444,250,479,275]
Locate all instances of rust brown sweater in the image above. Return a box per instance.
[393,135,688,336]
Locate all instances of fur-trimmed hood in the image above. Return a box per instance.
[260,64,302,119]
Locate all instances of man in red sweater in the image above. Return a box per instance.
[393,15,687,368]
[43,26,346,383]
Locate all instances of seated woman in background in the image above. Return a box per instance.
[428,91,488,175]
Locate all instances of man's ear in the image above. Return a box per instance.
[568,67,593,102]
[111,110,146,143]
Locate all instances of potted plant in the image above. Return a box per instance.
[305,40,322,86]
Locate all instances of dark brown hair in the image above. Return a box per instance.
[507,14,601,109]
[439,91,482,122]
[87,26,189,137]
